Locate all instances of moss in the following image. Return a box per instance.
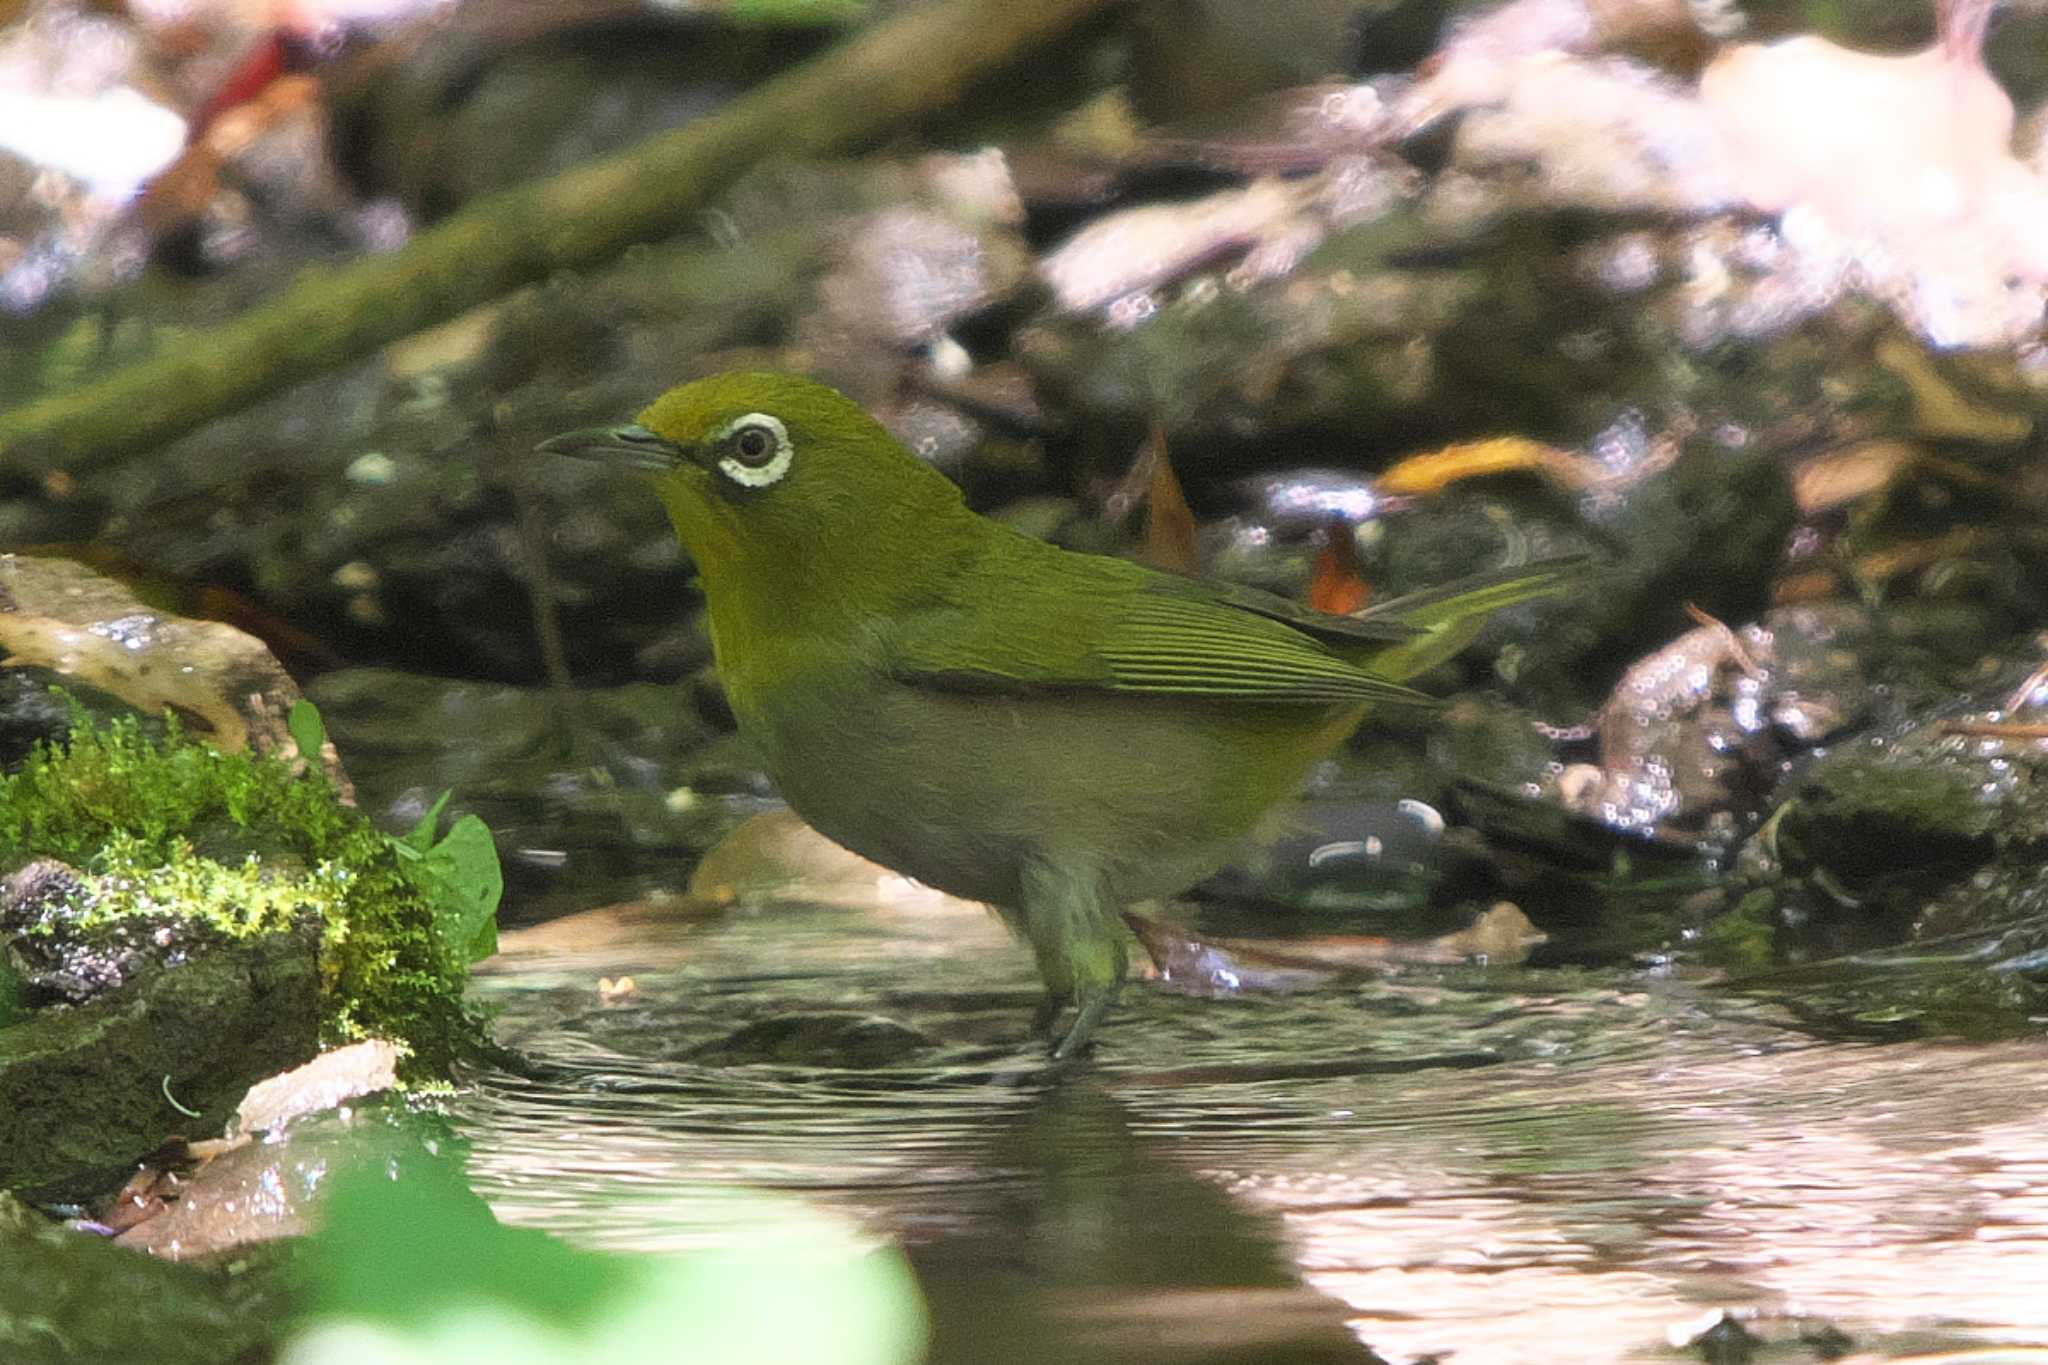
[1783,757,1997,897]
[1801,759,1997,841]
[64,835,335,933]
[0,954,21,1028]
[0,708,484,1074]
[1698,889,1779,972]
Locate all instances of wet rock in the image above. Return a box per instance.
[1784,753,1998,896]
[794,154,1038,437]
[1016,208,1488,457]
[1,858,276,1008]
[1016,180,1913,548]
[1391,0,2048,353]
[1444,441,1796,709]
[1318,0,2048,376]
[817,204,1033,348]
[1554,602,1891,843]
[1701,21,2048,349]
[1715,654,2048,1001]
[0,554,326,769]
[1029,151,1425,328]
[1505,593,2012,921]
[115,1089,425,1260]
[689,1012,933,1069]
[0,928,321,1198]
[1449,775,1702,874]
[1433,52,1740,216]
[0,8,174,313]
[1672,1308,1760,1364]
[1226,466,1393,537]
[1040,178,1318,315]
[1567,618,1777,841]
[1708,875,2048,1039]
[1199,791,1452,916]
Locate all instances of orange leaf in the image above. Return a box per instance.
[1308,520,1371,615]
[1376,436,1604,495]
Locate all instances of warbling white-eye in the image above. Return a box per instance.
[544,372,1577,1058]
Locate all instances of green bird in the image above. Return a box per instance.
[544,372,1576,1058]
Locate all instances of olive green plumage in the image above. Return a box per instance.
[544,372,1577,1058]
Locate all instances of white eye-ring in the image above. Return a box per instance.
[713,412,793,488]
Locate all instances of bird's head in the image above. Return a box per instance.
[543,372,974,621]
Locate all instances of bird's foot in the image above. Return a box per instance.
[1047,983,1119,1062]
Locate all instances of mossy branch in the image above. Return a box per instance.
[0,0,1118,473]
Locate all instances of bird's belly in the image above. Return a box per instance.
[739,678,1361,909]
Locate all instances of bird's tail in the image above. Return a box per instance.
[1355,556,1589,684]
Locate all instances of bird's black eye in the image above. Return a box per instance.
[711,411,794,489]
[732,424,777,467]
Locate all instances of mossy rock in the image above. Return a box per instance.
[1783,755,1998,893]
[0,931,319,1199]
[0,709,492,1116]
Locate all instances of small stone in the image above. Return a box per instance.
[689,1013,932,1069]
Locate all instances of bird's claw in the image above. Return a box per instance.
[1047,986,1118,1061]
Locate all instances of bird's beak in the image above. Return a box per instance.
[537,423,692,473]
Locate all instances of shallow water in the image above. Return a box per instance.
[459,894,2048,1363]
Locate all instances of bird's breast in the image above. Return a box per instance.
[727,659,1363,910]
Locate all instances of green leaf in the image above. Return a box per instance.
[388,791,502,962]
[401,805,501,964]
[402,790,454,856]
[287,699,327,763]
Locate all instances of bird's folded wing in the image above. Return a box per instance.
[888,583,1431,706]
[1170,576,1424,645]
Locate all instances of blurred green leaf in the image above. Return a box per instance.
[288,699,328,763]
[729,0,868,23]
[298,1155,616,1330]
[293,1155,927,1365]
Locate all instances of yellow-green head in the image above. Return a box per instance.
[543,372,982,643]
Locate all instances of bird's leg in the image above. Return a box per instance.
[1020,856,1127,1060]
[1031,990,1071,1040]
[1052,974,1122,1061]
